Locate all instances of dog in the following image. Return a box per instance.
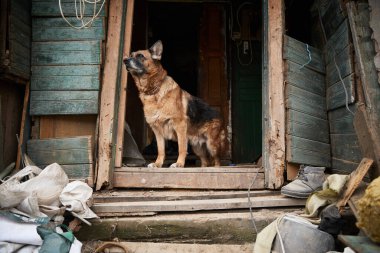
[123,40,225,168]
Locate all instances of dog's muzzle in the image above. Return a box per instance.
[123,58,144,74]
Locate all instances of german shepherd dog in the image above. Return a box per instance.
[123,41,225,168]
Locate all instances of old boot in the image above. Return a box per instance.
[281,166,326,198]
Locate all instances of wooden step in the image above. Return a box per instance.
[113,166,264,189]
[92,194,305,216]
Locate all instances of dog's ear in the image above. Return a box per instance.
[149,40,163,60]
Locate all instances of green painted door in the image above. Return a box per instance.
[232,41,262,163]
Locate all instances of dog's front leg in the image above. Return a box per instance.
[148,127,165,168]
[171,121,187,168]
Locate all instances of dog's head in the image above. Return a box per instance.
[123,40,163,76]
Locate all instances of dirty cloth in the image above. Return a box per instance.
[304,174,348,217]
[0,163,69,218]
[356,176,380,243]
[59,181,99,225]
[253,215,335,253]
[0,242,39,253]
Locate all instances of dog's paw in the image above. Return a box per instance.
[169,163,184,168]
[147,163,158,168]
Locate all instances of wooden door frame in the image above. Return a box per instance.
[98,0,286,190]
[262,0,286,189]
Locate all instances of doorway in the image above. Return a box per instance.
[124,0,263,166]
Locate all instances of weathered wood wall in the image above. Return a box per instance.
[283,35,331,167]
[0,0,31,80]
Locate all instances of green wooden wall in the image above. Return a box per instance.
[0,0,31,79]
[30,0,105,115]
[283,35,331,167]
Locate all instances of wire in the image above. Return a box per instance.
[317,5,355,115]
[59,0,106,30]
[247,166,263,234]
[299,44,312,69]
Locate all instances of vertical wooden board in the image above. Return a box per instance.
[16,82,30,170]
[263,0,285,189]
[97,0,126,190]
[324,19,350,65]
[326,73,355,110]
[283,35,325,73]
[368,0,380,85]
[285,60,325,96]
[326,45,354,86]
[287,109,329,143]
[115,0,135,168]
[32,0,106,17]
[33,17,105,41]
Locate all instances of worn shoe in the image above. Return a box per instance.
[281,166,326,198]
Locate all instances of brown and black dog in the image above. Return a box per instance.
[123,41,225,168]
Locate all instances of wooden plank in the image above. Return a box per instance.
[33,17,105,41]
[9,15,31,48]
[324,19,350,65]
[317,0,346,39]
[326,73,355,110]
[368,0,380,86]
[31,41,101,65]
[328,105,356,134]
[93,195,305,213]
[283,35,325,73]
[336,158,373,209]
[286,84,327,119]
[287,135,330,155]
[326,45,354,87]
[94,190,277,203]
[285,60,325,96]
[97,0,126,190]
[115,0,135,168]
[32,0,106,17]
[27,136,92,165]
[287,109,329,143]
[263,0,285,189]
[330,134,362,162]
[31,65,100,76]
[10,0,31,25]
[113,167,264,189]
[30,100,98,115]
[31,90,98,101]
[16,82,30,170]
[31,75,100,91]
[338,235,380,253]
[331,157,360,175]
[348,2,380,178]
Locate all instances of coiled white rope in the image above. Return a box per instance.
[59,0,106,29]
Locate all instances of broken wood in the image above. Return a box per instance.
[113,167,264,189]
[115,0,135,168]
[96,0,126,190]
[263,0,286,189]
[336,158,373,210]
[16,82,30,170]
[347,2,380,178]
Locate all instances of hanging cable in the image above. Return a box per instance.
[299,44,312,69]
[59,0,106,29]
[317,5,355,115]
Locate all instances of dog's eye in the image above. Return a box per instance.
[136,54,145,60]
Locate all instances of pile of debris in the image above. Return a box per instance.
[0,162,98,252]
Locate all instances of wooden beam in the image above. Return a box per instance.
[15,82,30,170]
[263,0,286,189]
[347,2,380,178]
[92,195,305,214]
[96,0,126,190]
[115,0,135,168]
[113,167,264,189]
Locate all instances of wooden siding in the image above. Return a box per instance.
[30,0,104,115]
[1,0,32,79]
[27,136,94,185]
[284,36,331,167]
